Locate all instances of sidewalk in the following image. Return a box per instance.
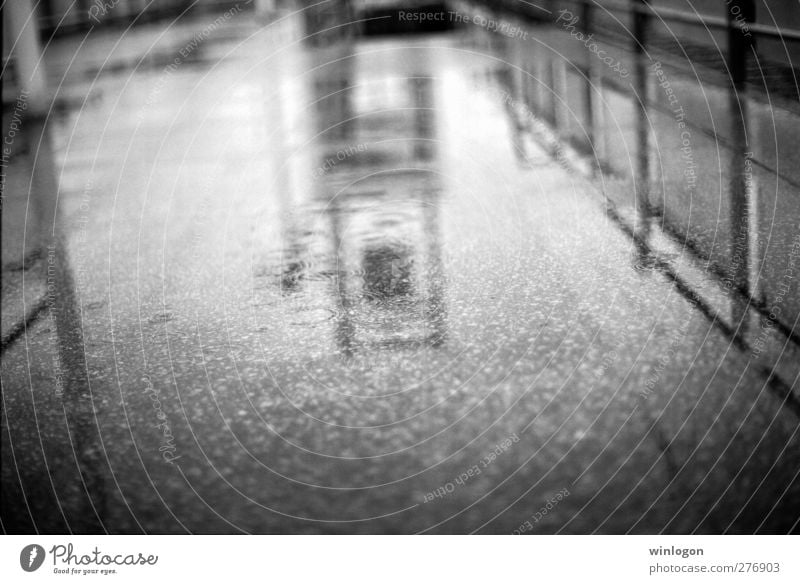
[2,10,798,534]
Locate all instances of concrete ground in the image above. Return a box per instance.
[2,7,799,534]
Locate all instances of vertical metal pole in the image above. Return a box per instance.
[581,0,598,161]
[424,193,446,348]
[546,0,567,129]
[530,44,546,115]
[582,69,594,148]
[28,117,107,530]
[581,0,592,34]
[4,0,49,113]
[632,0,651,252]
[412,77,435,162]
[727,0,756,90]
[550,59,567,132]
[329,200,355,359]
[727,0,757,331]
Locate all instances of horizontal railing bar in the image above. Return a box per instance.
[598,73,800,194]
[572,0,800,42]
[746,21,800,42]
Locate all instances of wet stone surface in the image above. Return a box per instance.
[1,10,799,534]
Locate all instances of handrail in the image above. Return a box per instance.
[621,0,800,42]
[502,0,800,42]
[746,21,800,42]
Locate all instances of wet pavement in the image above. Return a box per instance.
[2,4,799,533]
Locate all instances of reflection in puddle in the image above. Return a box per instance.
[255,33,448,359]
[362,241,415,300]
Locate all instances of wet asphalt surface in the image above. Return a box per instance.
[2,7,799,533]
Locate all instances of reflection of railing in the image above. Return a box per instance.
[481,0,800,39]
[468,1,799,409]
[34,0,251,35]
[321,75,447,356]
[0,116,108,531]
[569,0,800,41]
[266,39,448,357]
[477,0,800,323]
[479,1,800,100]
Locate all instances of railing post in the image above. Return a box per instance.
[727,0,756,89]
[582,0,595,149]
[727,1,758,331]
[632,0,649,56]
[581,0,592,34]
[632,0,651,248]
[4,0,49,114]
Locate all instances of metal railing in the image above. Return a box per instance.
[478,1,800,45]
[463,0,800,411]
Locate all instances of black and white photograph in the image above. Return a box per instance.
[1,0,799,578]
